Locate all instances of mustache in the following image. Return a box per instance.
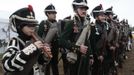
[81,12,86,15]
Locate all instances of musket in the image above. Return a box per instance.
[75,21,92,75]
[44,22,58,43]
[75,21,91,46]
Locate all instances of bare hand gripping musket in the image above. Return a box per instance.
[31,32,53,59]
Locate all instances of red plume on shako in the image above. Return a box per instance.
[28,5,33,12]
[28,5,34,18]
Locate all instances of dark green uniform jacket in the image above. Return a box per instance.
[59,15,92,75]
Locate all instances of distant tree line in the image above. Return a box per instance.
[131,26,134,31]
[0,39,7,48]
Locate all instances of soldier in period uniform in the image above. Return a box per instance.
[59,0,93,75]
[117,19,129,68]
[2,5,51,75]
[57,16,72,75]
[105,6,119,75]
[90,4,108,75]
[37,4,59,75]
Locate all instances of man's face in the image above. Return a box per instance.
[22,25,36,36]
[97,13,106,22]
[47,12,57,20]
[105,14,113,20]
[76,6,87,17]
[109,14,113,20]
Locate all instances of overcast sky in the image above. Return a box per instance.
[0,0,134,26]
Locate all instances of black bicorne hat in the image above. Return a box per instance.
[72,0,89,10]
[105,6,114,15]
[9,5,38,32]
[91,4,105,18]
[44,4,57,13]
